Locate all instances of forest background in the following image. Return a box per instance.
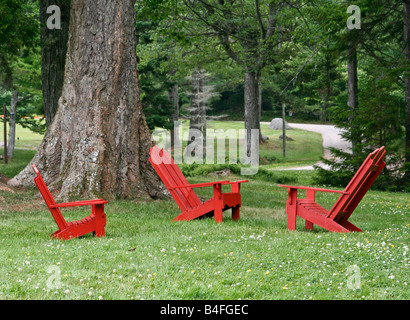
[0,0,409,192]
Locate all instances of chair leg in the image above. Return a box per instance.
[287,211,296,230]
[172,212,190,221]
[286,189,297,231]
[52,228,75,241]
[214,207,223,223]
[339,219,363,232]
[93,204,106,237]
[232,205,240,221]
[305,220,314,230]
[325,219,352,233]
[287,204,297,231]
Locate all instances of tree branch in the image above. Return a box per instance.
[218,34,243,65]
[281,41,324,94]
[17,94,34,103]
[283,0,311,34]
[265,2,279,41]
[255,0,266,40]
[182,0,258,44]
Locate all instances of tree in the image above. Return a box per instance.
[314,0,407,190]
[0,54,42,159]
[39,0,71,128]
[9,0,165,200]
[0,0,40,158]
[186,68,218,156]
[135,17,176,134]
[180,0,295,154]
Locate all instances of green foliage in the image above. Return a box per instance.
[0,0,43,134]
[308,0,408,190]
[0,0,39,56]
[135,14,175,131]
[138,56,175,132]
[0,49,44,134]
[0,0,408,183]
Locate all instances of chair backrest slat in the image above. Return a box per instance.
[327,147,386,221]
[32,164,68,230]
[149,147,202,211]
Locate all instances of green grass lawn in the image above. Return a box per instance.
[0,148,37,178]
[0,171,409,300]
[0,121,408,300]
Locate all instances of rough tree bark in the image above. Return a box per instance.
[9,0,166,200]
[39,0,71,127]
[244,69,261,156]
[7,90,18,159]
[7,90,32,159]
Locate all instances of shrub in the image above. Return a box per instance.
[179,163,298,184]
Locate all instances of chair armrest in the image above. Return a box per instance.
[170,181,231,190]
[278,185,348,195]
[50,199,108,208]
[230,180,249,184]
[171,180,249,190]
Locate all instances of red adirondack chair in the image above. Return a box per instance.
[149,146,249,223]
[278,146,386,233]
[32,164,108,240]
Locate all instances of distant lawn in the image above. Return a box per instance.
[156,120,323,169]
[258,123,323,168]
[0,123,42,178]
[0,122,44,150]
[0,121,323,178]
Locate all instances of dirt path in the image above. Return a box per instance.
[289,123,352,158]
[262,122,352,170]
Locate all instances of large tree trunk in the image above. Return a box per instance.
[39,0,71,128]
[9,0,166,200]
[244,69,261,156]
[404,0,410,183]
[321,55,332,123]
